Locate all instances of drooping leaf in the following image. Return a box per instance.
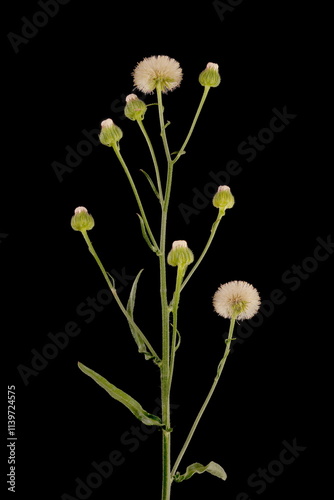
[173,461,227,483]
[140,169,160,200]
[78,362,163,426]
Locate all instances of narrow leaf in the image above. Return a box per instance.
[171,150,186,157]
[173,461,227,483]
[175,328,181,352]
[106,272,116,288]
[170,322,181,352]
[140,169,160,200]
[126,269,150,358]
[137,213,157,253]
[78,362,163,426]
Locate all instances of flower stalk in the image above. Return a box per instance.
[171,317,236,479]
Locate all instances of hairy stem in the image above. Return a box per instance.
[156,82,174,500]
[168,265,185,393]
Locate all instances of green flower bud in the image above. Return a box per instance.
[71,206,95,231]
[124,94,147,121]
[212,185,235,212]
[99,119,123,147]
[167,240,194,267]
[199,62,221,87]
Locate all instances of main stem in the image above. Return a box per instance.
[168,265,184,392]
[157,82,174,500]
[171,318,236,478]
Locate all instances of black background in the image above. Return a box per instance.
[2,1,331,499]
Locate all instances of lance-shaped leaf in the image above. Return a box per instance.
[78,362,163,427]
[126,269,153,361]
[173,461,227,483]
[140,169,160,200]
[137,213,158,253]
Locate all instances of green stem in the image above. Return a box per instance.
[137,119,164,204]
[112,145,159,251]
[181,209,224,292]
[171,318,236,479]
[172,86,210,164]
[80,230,160,364]
[168,265,185,392]
[156,83,172,166]
[156,82,173,500]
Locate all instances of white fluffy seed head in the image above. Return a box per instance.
[213,281,260,320]
[132,55,183,94]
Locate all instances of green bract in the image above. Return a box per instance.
[212,186,235,211]
[167,243,194,268]
[71,209,95,232]
[199,64,221,87]
[99,119,123,147]
[125,96,147,121]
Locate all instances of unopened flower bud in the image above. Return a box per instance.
[167,240,194,267]
[124,94,147,121]
[212,185,235,212]
[71,206,95,231]
[99,119,123,147]
[199,62,221,87]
